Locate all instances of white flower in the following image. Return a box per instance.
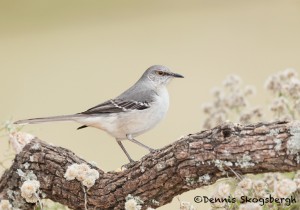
[9,132,35,154]
[223,75,241,88]
[265,75,281,93]
[81,168,99,188]
[263,173,277,190]
[216,183,231,198]
[269,97,292,120]
[76,163,90,181]
[202,103,213,114]
[211,87,222,98]
[288,77,300,99]
[244,86,256,96]
[283,68,298,79]
[238,178,252,191]
[64,163,99,188]
[213,112,227,126]
[265,68,300,119]
[294,178,300,189]
[125,199,142,210]
[21,180,40,195]
[253,180,268,198]
[294,99,300,114]
[0,200,12,210]
[253,180,267,194]
[225,94,246,109]
[87,169,100,180]
[274,179,297,198]
[180,201,196,210]
[20,180,40,203]
[211,183,230,208]
[234,188,247,199]
[64,164,79,180]
[255,189,268,198]
[239,203,262,210]
[82,177,96,188]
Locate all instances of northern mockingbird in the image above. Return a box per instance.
[14,65,184,162]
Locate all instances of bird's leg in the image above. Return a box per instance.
[126,134,155,152]
[116,140,134,163]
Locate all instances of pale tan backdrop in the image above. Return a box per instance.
[1,0,300,209]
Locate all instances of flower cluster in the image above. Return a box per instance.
[0,121,35,173]
[124,195,158,210]
[20,180,40,203]
[64,163,100,188]
[17,169,41,204]
[274,179,297,198]
[202,75,262,129]
[235,178,252,197]
[202,68,300,128]
[0,120,34,154]
[0,200,12,210]
[265,68,300,120]
[252,180,268,198]
[9,132,35,154]
[211,183,231,208]
[237,173,298,200]
[125,199,141,210]
[125,194,143,210]
[210,172,300,209]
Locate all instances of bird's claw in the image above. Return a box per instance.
[121,160,137,170]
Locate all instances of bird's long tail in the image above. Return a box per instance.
[14,114,83,125]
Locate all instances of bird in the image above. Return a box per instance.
[14,65,184,162]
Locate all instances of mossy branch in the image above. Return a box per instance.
[0,121,300,209]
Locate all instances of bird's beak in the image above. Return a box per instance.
[170,72,184,78]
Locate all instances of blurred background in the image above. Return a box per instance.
[1,0,300,209]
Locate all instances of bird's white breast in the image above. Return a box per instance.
[77,87,170,140]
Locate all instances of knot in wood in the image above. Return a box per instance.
[222,128,231,138]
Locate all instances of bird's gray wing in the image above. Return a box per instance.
[77,99,151,130]
[80,99,151,115]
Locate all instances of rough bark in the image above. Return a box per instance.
[1,121,300,209]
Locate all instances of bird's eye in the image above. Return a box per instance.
[156,71,165,76]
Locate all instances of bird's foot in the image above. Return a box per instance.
[148,148,155,152]
[121,160,137,170]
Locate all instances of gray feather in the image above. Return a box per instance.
[80,99,151,115]
[117,81,157,102]
[14,114,82,125]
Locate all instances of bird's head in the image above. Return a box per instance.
[142,65,184,87]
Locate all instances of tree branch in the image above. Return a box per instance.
[1,121,300,209]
